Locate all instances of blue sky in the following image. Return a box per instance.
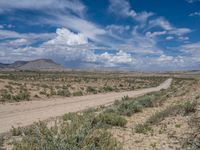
[0,0,200,71]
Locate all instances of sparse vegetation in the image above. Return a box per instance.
[0,71,167,102]
[11,126,23,136]
[183,100,197,115]
[56,89,71,97]
[93,112,127,127]
[0,89,30,102]
[13,111,122,150]
[0,136,4,150]
[135,124,153,134]
[135,100,198,134]
[1,76,199,150]
[106,90,169,117]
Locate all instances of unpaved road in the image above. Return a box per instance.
[0,78,172,134]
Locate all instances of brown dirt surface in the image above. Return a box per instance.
[0,78,172,135]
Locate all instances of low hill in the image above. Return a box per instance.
[0,59,66,71]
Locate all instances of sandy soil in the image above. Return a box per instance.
[110,79,199,150]
[0,78,172,135]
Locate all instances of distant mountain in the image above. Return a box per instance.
[9,61,28,68]
[0,59,67,71]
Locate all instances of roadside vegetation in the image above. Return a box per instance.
[10,83,172,149]
[2,76,198,150]
[135,100,197,134]
[0,71,167,102]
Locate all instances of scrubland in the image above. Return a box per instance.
[0,73,199,150]
[0,71,166,102]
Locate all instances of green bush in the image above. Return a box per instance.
[93,113,127,127]
[118,102,143,116]
[13,113,120,150]
[0,136,4,149]
[0,89,12,102]
[183,101,197,115]
[86,86,97,94]
[13,90,30,101]
[72,91,83,96]
[11,126,23,136]
[0,89,30,102]
[146,105,181,125]
[103,86,113,92]
[135,124,153,134]
[57,89,71,97]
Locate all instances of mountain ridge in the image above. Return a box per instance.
[0,59,67,71]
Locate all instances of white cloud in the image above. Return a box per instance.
[166,36,174,40]
[181,42,200,53]
[189,12,200,16]
[0,29,55,41]
[134,12,154,23]
[186,0,200,3]
[0,0,198,70]
[87,51,135,67]
[43,15,106,45]
[0,0,86,17]
[8,38,28,46]
[145,31,167,38]
[106,25,130,35]
[45,28,88,46]
[148,17,192,39]
[149,17,173,31]
[169,28,192,36]
[109,0,153,22]
[156,55,173,62]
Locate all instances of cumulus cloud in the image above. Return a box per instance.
[45,28,88,46]
[0,0,198,71]
[95,51,135,66]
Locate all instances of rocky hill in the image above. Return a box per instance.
[0,59,66,71]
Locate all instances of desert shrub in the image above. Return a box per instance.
[93,112,127,127]
[11,126,23,136]
[13,113,120,150]
[117,101,143,116]
[39,88,47,95]
[115,91,166,116]
[0,89,12,102]
[0,89,30,102]
[34,94,40,98]
[146,105,181,125]
[13,90,30,101]
[0,136,4,150]
[183,100,197,115]
[57,89,71,97]
[86,86,97,94]
[83,129,120,150]
[49,87,56,96]
[135,124,153,134]
[121,95,129,101]
[72,91,83,96]
[40,84,49,88]
[103,86,113,92]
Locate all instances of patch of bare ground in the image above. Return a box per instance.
[110,79,200,150]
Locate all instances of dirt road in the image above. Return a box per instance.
[0,78,172,134]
